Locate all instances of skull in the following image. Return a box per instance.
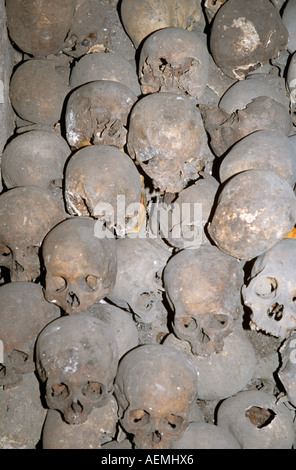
[277,331,296,408]
[9,59,69,126]
[242,239,296,338]
[1,129,70,193]
[64,145,142,237]
[216,390,295,449]
[65,80,137,149]
[138,27,209,101]
[163,245,244,356]
[69,51,141,97]
[120,0,204,49]
[5,0,76,58]
[219,130,296,188]
[209,0,288,80]
[114,344,199,449]
[42,217,117,315]
[282,0,296,54]
[204,0,227,23]
[127,92,214,193]
[0,282,60,388]
[0,186,66,282]
[35,313,119,425]
[106,237,172,324]
[208,169,296,261]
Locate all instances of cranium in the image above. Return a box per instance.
[0,186,66,282]
[242,239,296,338]
[69,51,141,97]
[9,59,69,126]
[208,169,296,261]
[114,344,199,449]
[277,331,296,408]
[282,0,296,54]
[138,27,209,101]
[106,237,171,324]
[64,145,142,237]
[65,80,137,149]
[5,0,76,58]
[0,282,60,389]
[127,92,214,193]
[210,0,288,80]
[35,313,119,425]
[163,245,244,356]
[42,217,117,315]
[1,129,70,193]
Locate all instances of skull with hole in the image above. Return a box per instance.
[1,130,70,194]
[127,92,214,193]
[216,390,295,449]
[0,282,60,389]
[114,344,199,449]
[5,0,76,58]
[62,0,106,58]
[163,245,244,356]
[120,0,204,49]
[35,313,119,425]
[65,80,137,149]
[208,169,296,261]
[209,0,288,80]
[9,59,69,126]
[164,173,220,249]
[0,186,66,282]
[242,239,296,338]
[42,217,117,315]
[138,27,209,101]
[219,130,296,188]
[69,51,141,97]
[106,237,172,324]
[277,331,296,408]
[64,145,142,237]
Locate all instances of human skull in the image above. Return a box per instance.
[242,239,296,338]
[0,186,66,282]
[114,344,199,449]
[282,0,296,54]
[163,245,244,356]
[106,237,171,324]
[65,80,137,149]
[5,0,76,58]
[1,130,70,193]
[277,331,296,408]
[208,169,296,261]
[219,130,296,188]
[209,0,288,80]
[42,217,117,315]
[138,27,209,101]
[9,59,69,126]
[69,51,141,97]
[64,145,142,237]
[0,282,60,389]
[127,92,214,193]
[120,0,204,49]
[35,313,119,425]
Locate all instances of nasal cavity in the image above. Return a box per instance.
[66,291,80,308]
[152,430,162,445]
[71,400,83,416]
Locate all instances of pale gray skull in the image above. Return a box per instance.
[114,344,199,449]
[242,239,296,338]
[42,217,117,315]
[35,313,119,425]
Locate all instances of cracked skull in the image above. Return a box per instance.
[138,27,209,101]
[114,344,198,449]
[242,238,296,338]
[163,245,244,356]
[35,313,119,425]
[42,217,117,314]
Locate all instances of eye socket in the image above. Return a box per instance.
[165,414,184,433]
[82,381,103,398]
[178,316,198,332]
[255,277,277,298]
[50,383,70,399]
[0,245,12,258]
[129,409,150,427]
[85,275,99,291]
[207,314,229,330]
[50,276,67,293]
